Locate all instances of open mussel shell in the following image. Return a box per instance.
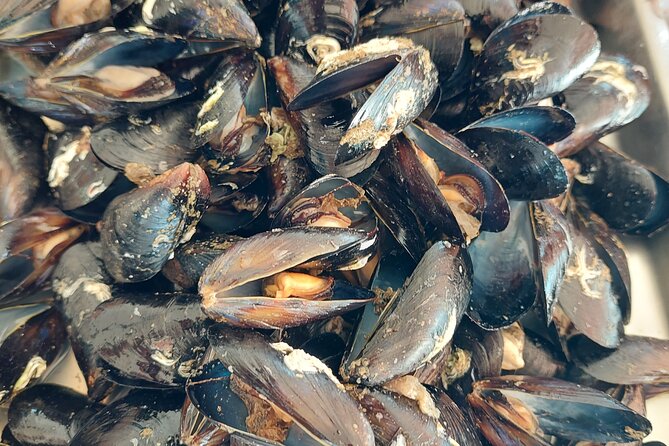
[288,37,438,161]
[457,125,568,201]
[572,142,669,235]
[199,227,374,329]
[77,292,211,387]
[0,101,45,222]
[406,119,511,232]
[90,101,200,174]
[390,134,465,244]
[273,174,377,236]
[0,208,86,300]
[554,55,651,157]
[469,376,652,443]
[343,240,472,386]
[276,0,358,63]
[0,0,134,53]
[0,303,68,403]
[141,0,260,49]
[99,162,210,283]
[193,51,269,174]
[162,234,243,290]
[472,2,600,115]
[467,202,539,329]
[7,383,101,446]
[529,200,572,322]
[360,0,465,83]
[46,126,119,212]
[69,390,184,445]
[570,335,669,386]
[208,326,375,445]
[268,55,375,179]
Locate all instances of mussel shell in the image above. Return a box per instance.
[570,335,669,386]
[208,326,376,445]
[554,55,651,157]
[99,162,210,283]
[193,51,268,173]
[458,0,519,25]
[0,100,45,222]
[69,390,184,445]
[406,119,511,232]
[180,393,229,446]
[276,0,358,62]
[360,0,465,82]
[142,0,260,48]
[268,55,374,178]
[572,142,669,235]
[473,3,600,114]
[470,375,652,443]
[0,208,86,300]
[267,156,315,218]
[390,134,465,244]
[467,202,539,329]
[7,384,101,446]
[364,166,427,261]
[529,200,572,322]
[555,210,624,349]
[457,126,568,200]
[46,127,119,211]
[343,240,472,386]
[90,101,200,174]
[163,234,243,290]
[0,303,67,403]
[517,331,567,378]
[453,318,503,379]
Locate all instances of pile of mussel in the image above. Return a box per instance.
[2,0,669,444]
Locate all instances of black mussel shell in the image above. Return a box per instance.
[46,127,119,212]
[529,200,572,322]
[459,0,519,26]
[141,0,260,48]
[406,119,511,233]
[288,37,438,162]
[570,335,669,386]
[555,208,625,349]
[467,202,539,329]
[7,384,101,446]
[0,303,68,403]
[0,208,86,300]
[199,227,374,329]
[469,376,651,443]
[517,330,567,378]
[99,162,210,283]
[0,100,45,222]
[554,55,651,157]
[51,241,111,378]
[69,390,184,445]
[453,318,503,379]
[77,292,211,387]
[457,125,568,200]
[193,51,269,174]
[0,0,134,53]
[360,0,465,83]
[163,234,243,290]
[267,156,315,219]
[343,240,472,386]
[269,55,375,178]
[473,2,600,115]
[90,101,200,174]
[390,134,465,244]
[208,326,375,445]
[276,0,358,63]
[180,393,229,446]
[364,165,427,261]
[572,142,669,235]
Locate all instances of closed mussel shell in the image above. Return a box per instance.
[99,162,210,283]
